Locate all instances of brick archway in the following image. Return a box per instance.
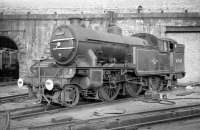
[0,36,18,50]
[5,34,29,79]
[0,35,20,81]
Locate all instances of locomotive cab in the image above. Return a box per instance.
[158,38,177,52]
[160,38,185,79]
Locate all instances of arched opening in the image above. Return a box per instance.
[0,36,19,82]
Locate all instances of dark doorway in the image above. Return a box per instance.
[0,36,19,82]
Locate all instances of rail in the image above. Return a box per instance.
[25,104,200,130]
[0,93,29,104]
[8,95,200,130]
[0,80,17,87]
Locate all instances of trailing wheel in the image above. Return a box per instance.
[150,77,162,91]
[125,75,142,97]
[61,85,80,107]
[125,83,142,98]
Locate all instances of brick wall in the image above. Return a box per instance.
[1,13,200,83]
[1,0,200,83]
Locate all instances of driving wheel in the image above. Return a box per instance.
[98,83,120,101]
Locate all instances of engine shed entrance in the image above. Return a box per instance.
[0,36,19,82]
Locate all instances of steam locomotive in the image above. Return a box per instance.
[17,23,185,107]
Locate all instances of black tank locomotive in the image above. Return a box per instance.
[18,24,185,107]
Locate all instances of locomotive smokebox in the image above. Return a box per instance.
[50,17,85,65]
[50,24,78,65]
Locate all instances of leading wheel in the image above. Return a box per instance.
[98,83,120,101]
[61,85,80,107]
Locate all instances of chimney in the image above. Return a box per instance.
[69,17,83,26]
[107,24,122,35]
[106,11,122,35]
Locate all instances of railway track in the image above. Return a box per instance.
[11,97,133,120]
[1,96,135,121]
[103,105,200,130]
[9,96,198,120]
[0,92,199,130]
[0,93,29,104]
[0,80,17,87]
[21,103,200,130]
[6,95,200,130]
[9,104,60,119]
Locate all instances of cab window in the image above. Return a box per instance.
[169,42,174,52]
[159,41,168,52]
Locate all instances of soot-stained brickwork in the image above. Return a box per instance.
[1,0,200,83]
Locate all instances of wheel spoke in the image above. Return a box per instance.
[109,89,112,98]
[108,88,111,97]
